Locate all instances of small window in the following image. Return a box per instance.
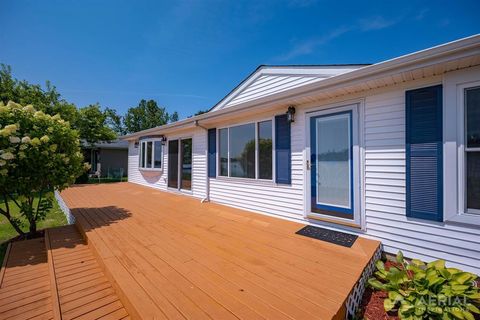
[219,128,228,176]
[258,121,273,180]
[139,139,163,170]
[465,87,480,212]
[218,120,273,180]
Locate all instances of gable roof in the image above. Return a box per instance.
[122,34,480,141]
[210,65,369,111]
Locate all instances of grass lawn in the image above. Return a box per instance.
[0,196,67,265]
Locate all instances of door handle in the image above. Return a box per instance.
[306,160,311,170]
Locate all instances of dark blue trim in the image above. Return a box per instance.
[275,114,291,184]
[207,128,216,178]
[405,85,443,222]
[310,111,354,217]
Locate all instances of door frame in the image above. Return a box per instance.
[167,136,193,194]
[304,99,365,229]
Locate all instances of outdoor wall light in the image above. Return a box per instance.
[287,106,296,123]
[161,136,167,145]
[134,141,139,148]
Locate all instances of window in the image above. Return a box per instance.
[218,120,273,180]
[465,87,480,213]
[258,121,273,180]
[139,139,163,170]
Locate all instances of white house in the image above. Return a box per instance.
[122,35,480,274]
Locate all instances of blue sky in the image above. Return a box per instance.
[1,1,478,118]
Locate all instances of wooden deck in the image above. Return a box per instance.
[60,183,380,320]
[0,226,129,320]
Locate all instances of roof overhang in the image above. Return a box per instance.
[122,34,480,141]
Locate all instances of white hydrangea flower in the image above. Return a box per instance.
[9,136,21,144]
[0,160,6,166]
[4,124,17,131]
[1,152,14,160]
[40,135,50,143]
[21,136,31,144]
[23,105,35,113]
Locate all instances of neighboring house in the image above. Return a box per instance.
[122,35,480,274]
[83,140,129,178]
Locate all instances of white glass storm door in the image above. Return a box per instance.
[310,111,354,219]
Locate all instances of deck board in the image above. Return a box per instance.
[61,182,380,320]
[0,238,54,320]
[47,225,129,320]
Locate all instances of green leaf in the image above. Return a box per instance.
[463,310,475,320]
[375,260,385,271]
[467,292,480,299]
[396,251,404,264]
[389,291,404,302]
[439,268,452,280]
[428,259,446,270]
[449,307,465,319]
[466,304,480,314]
[428,305,443,314]
[452,272,475,285]
[368,278,385,290]
[411,259,425,266]
[451,284,470,292]
[384,298,396,312]
[414,304,426,316]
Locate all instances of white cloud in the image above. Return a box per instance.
[275,26,351,61]
[358,16,399,31]
[275,14,404,61]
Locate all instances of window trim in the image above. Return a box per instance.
[461,85,480,215]
[216,118,275,181]
[138,138,164,171]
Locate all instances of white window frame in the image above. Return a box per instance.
[138,138,163,171]
[443,66,480,226]
[458,83,480,215]
[216,118,275,181]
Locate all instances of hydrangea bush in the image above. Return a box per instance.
[0,101,85,236]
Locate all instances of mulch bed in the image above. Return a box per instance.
[357,288,399,320]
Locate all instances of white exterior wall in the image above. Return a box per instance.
[128,127,207,199]
[127,69,480,274]
[362,76,480,274]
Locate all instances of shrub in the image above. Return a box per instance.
[0,101,86,236]
[368,251,480,320]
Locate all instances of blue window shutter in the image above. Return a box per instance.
[406,85,443,222]
[275,114,291,184]
[208,128,216,178]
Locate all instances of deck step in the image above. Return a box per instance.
[0,237,55,320]
[0,226,130,320]
[46,225,130,320]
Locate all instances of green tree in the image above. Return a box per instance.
[194,109,209,116]
[105,107,126,135]
[75,104,117,146]
[123,99,178,133]
[0,101,85,236]
[0,64,78,124]
[0,64,119,144]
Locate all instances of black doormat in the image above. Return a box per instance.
[295,225,358,247]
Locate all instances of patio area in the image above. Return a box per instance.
[60,182,380,320]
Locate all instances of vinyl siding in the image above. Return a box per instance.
[363,82,480,274]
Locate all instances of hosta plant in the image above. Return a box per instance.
[368,251,480,320]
